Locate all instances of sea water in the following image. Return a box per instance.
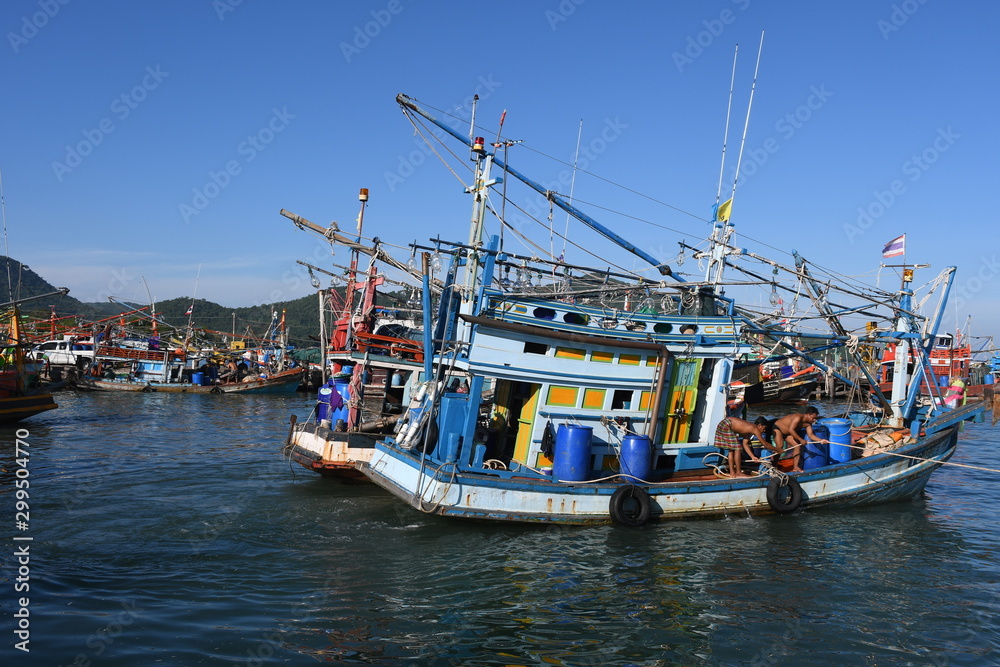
[2,392,998,665]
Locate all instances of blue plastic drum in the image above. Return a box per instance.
[553,424,592,482]
[330,379,351,424]
[802,423,829,470]
[316,386,333,423]
[620,434,652,482]
[821,418,853,464]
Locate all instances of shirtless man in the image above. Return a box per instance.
[772,406,828,472]
[713,415,775,478]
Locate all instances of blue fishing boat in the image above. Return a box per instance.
[352,94,989,525]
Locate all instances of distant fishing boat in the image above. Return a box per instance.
[730,359,822,406]
[351,93,990,525]
[74,307,305,394]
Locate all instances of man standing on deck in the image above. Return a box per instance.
[713,416,774,477]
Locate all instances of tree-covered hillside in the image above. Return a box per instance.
[2,256,410,348]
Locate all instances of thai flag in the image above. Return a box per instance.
[185,305,193,315]
[882,234,905,258]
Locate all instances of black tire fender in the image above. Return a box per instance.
[609,484,652,527]
[766,476,803,513]
[210,386,223,394]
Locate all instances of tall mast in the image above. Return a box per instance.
[344,187,369,353]
[463,97,497,307]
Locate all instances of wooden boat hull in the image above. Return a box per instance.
[283,421,381,480]
[0,393,58,423]
[75,368,305,394]
[360,425,959,525]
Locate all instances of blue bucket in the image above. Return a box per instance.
[191,371,203,386]
[821,418,853,464]
[802,423,829,470]
[553,424,592,482]
[620,434,652,482]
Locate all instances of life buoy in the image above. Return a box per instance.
[609,484,652,527]
[766,477,803,513]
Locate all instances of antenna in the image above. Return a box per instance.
[0,169,12,303]
[559,119,584,263]
[729,30,764,206]
[715,45,738,210]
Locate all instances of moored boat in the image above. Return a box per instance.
[353,93,989,525]
[280,191,426,479]
[0,306,58,423]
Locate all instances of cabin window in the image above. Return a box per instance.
[563,312,589,325]
[591,350,614,363]
[653,323,673,334]
[554,347,586,361]
[524,341,548,355]
[546,385,578,407]
[619,353,642,366]
[533,307,556,320]
[612,389,633,410]
[582,388,606,410]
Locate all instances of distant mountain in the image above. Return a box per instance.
[0,256,111,316]
[2,256,409,348]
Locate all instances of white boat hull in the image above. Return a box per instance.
[361,426,958,524]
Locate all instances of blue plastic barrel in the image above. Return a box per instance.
[802,423,829,470]
[986,373,995,385]
[330,379,351,424]
[620,434,652,482]
[821,418,853,464]
[316,386,333,423]
[191,372,203,386]
[553,424,592,482]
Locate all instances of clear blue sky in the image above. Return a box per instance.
[2,1,998,346]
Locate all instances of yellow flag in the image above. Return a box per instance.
[716,198,733,223]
